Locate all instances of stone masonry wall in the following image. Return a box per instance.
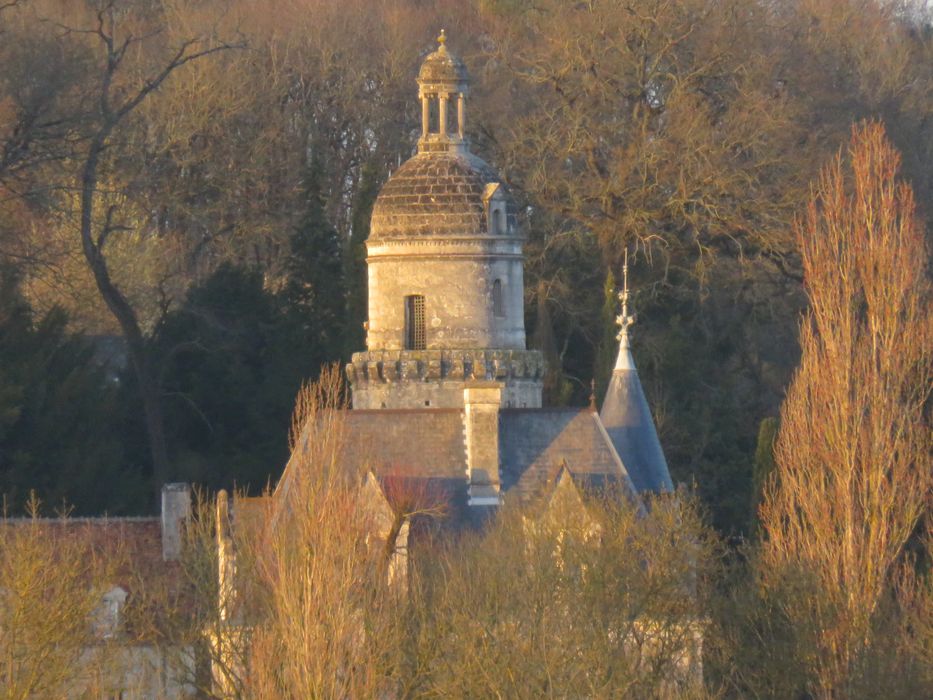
[366,238,525,351]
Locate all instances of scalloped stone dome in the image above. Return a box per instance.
[417,46,469,86]
[369,151,513,240]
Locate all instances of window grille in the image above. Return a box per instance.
[405,295,426,350]
[493,279,505,318]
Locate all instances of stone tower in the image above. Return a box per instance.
[347,31,544,410]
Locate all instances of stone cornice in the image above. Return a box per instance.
[366,252,524,263]
[367,236,522,261]
[368,236,522,250]
[347,349,545,385]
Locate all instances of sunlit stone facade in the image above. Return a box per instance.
[346,31,543,410]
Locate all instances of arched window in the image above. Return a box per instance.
[493,279,505,318]
[404,295,426,350]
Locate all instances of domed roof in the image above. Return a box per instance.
[417,30,468,88]
[370,151,514,241]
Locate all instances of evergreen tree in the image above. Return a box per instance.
[344,162,381,353]
[154,263,295,492]
[281,154,346,361]
[0,267,141,514]
[593,268,617,406]
[530,281,573,405]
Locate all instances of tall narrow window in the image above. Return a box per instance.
[405,295,426,350]
[491,208,503,235]
[493,279,505,318]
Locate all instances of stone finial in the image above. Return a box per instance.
[616,247,635,343]
[614,247,637,371]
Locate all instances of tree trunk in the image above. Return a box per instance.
[80,132,170,502]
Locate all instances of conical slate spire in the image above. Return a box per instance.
[599,251,673,493]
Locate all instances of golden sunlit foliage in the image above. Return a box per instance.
[758,121,932,697]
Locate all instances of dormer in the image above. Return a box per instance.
[483,183,508,236]
[95,585,128,639]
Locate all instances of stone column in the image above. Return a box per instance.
[463,381,503,506]
[457,93,465,139]
[438,94,448,135]
[421,95,430,136]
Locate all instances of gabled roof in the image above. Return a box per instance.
[499,408,638,505]
[273,406,641,531]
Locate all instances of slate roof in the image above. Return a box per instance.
[370,151,515,240]
[498,408,637,505]
[339,408,467,478]
[281,406,632,505]
[600,343,674,493]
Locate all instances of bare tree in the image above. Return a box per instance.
[66,1,238,493]
[758,121,932,697]
[0,496,123,698]
[245,366,407,698]
[409,490,715,698]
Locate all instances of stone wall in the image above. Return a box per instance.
[366,237,526,351]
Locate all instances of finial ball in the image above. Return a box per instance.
[438,29,447,47]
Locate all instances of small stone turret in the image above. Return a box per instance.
[348,31,543,410]
[417,30,470,153]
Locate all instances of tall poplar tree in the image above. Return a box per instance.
[758,122,932,696]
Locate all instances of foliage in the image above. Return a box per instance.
[748,416,778,535]
[756,122,932,697]
[345,162,382,352]
[281,155,346,359]
[0,0,930,536]
[153,258,344,493]
[0,267,142,514]
[245,366,407,698]
[410,492,715,698]
[0,496,125,697]
[152,264,288,491]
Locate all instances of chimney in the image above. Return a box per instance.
[161,482,191,561]
[463,381,503,506]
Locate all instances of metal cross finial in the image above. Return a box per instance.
[616,247,635,342]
